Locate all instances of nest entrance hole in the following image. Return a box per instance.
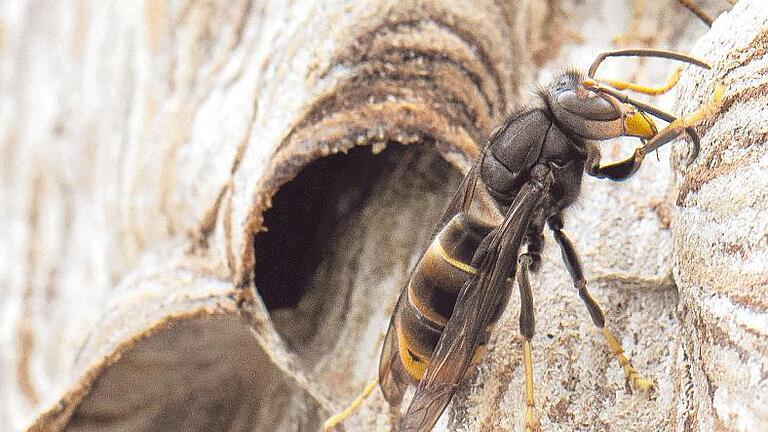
[252,142,463,361]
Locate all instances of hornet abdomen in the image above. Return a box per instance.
[394,213,500,381]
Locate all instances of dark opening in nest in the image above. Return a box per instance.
[252,142,462,361]
[253,144,398,311]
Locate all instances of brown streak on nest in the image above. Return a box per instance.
[191,95,258,255]
[230,0,254,56]
[676,307,700,432]
[478,350,520,432]
[191,183,229,252]
[720,242,747,259]
[681,358,697,432]
[224,185,237,277]
[682,289,758,366]
[720,28,768,77]
[354,41,502,113]
[280,35,500,155]
[323,18,506,113]
[686,306,719,406]
[282,103,480,162]
[726,276,768,312]
[313,49,492,124]
[680,249,768,311]
[277,66,488,155]
[236,99,479,284]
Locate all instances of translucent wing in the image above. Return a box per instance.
[399,177,550,432]
[436,166,478,228]
[379,166,479,405]
[379,290,410,405]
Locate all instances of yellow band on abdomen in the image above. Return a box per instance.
[433,240,477,275]
[395,324,428,381]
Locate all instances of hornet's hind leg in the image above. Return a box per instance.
[323,379,379,431]
[517,252,541,432]
[513,222,547,431]
[548,215,656,395]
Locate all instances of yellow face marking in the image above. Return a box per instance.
[624,110,657,138]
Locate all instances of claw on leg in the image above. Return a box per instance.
[522,340,541,432]
[601,328,657,397]
[642,83,725,158]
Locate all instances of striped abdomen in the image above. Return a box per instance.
[394,212,505,382]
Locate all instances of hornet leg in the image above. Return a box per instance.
[584,84,725,181]
[677,0,714,27]
[595,67,682,96]
[549,215,656,395]
[584,142,642,181]
[517,253,541,432]
[323,379,379,431]
[524,221,546,273]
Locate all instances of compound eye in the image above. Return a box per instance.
[556,90,621,121]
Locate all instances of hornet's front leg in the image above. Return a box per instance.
[584,142,643,181]
[512,220,547,431]
[584,84,724,181]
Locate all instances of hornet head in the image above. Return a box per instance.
[543,71,657,141]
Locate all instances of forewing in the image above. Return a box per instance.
[399,178,550,432]
[380,165,480,404]
[436,165,478,228]
[379,288,410,406]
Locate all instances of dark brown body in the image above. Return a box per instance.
[388,103,587,385]
[371,60,693,431]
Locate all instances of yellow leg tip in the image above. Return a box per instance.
[602,328,658,398]
[682,83,727,126]
[628,373,657,398]
[713,84,726,103]
[323,379,379,431]
[524,406,541,432]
